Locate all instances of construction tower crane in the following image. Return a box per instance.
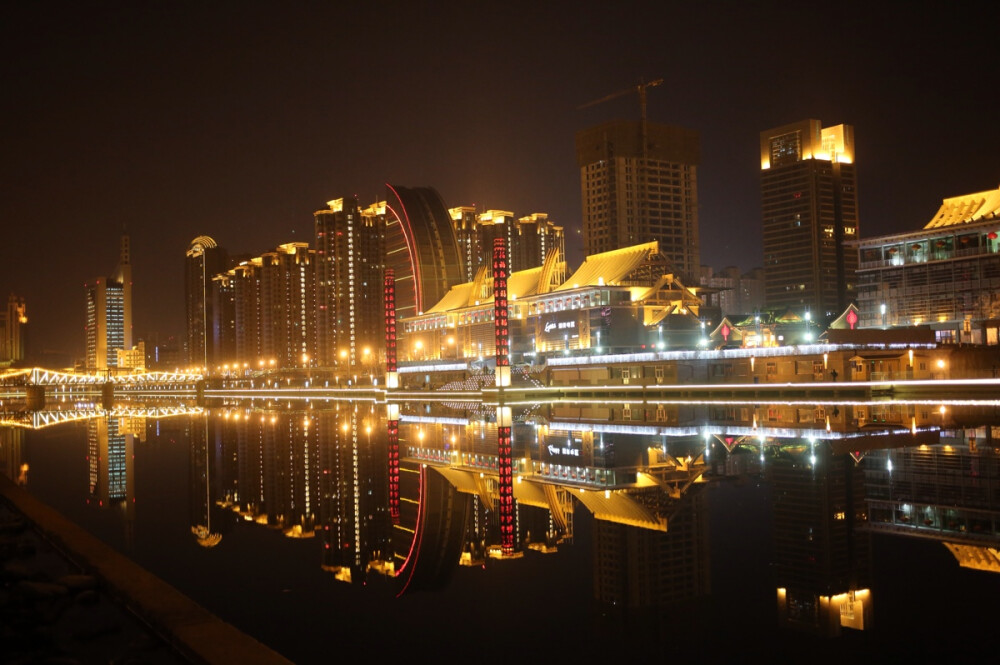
[577,77,663,161]
[577,77,663,124]
[578,78,665,247]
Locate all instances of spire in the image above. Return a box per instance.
[119,228,130,266]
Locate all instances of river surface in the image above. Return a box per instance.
[2,395,998,662]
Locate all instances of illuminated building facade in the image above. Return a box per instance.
[314,197,385,372]
[854,186,1000,343]
[383,185,464,320]
[577,119,700,280]
[85,233,133,371]
[760,120,858,318]
[449,208,565,280]
[219,243,316,369]
[260,243,316,369]
[185,236,232,369]
[399,241,703,362]
[0,294,28,365]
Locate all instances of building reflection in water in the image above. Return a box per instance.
[3,396,999,644]
[87,414,136,549]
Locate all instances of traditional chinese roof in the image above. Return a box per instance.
[923,186,1000,229]
[423,265,554,314]
[554,241,659,291]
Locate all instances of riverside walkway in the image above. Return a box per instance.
[0,474,290,665]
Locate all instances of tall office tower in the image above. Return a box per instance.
[314,198,385,371]
[85,233,132,371]
[760,119,858,318]
[1,294,28,364]
[383,185,464,320]
[576,119,700,279]
[185,236,231,369]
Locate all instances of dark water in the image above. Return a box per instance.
[2,398,999,663]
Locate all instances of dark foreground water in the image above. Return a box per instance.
[2,398,998,663]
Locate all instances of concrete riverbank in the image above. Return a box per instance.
[0,474,291,665]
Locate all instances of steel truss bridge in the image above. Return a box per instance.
[0,367,203,387]
[0,405,205,430]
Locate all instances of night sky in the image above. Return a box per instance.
[3,1,997,358]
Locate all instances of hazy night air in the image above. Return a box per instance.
[2,2,997,357]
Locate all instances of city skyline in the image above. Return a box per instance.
[3,2,997,356]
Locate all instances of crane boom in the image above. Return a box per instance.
[577,78,663,124]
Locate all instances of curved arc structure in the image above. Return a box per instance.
[384,197,423,315]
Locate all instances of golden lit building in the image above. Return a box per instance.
[855,186,1000,343]
[218,243,316,370]
[399,241,703,362]
[760,120,858,318]
[85,233,132,371]
[314,197,385,371]
[449,207,565,280]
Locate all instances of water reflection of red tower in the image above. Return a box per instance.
[385,269,400,520]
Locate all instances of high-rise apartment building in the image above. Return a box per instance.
[760,119,859,318]
[85,233,132,371]
[214,243,316,369]
[314,197,385,371]
[185,236,231,369]
[449,208,564,281]
[260,243,316,369]
[576,119,700,279]
[514,213,564,273]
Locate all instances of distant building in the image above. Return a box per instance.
[698,266,766,317]
[85,233,132,371]
[576,119,700,280]
[116,340,146,372]
[314,197,385,372]
[0,294,28,366]
[760,119,859,318]
[184,235,232,369]
[854,186,1000,343]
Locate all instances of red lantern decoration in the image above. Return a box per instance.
[988,231,998,240]
[846,309,858,330]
